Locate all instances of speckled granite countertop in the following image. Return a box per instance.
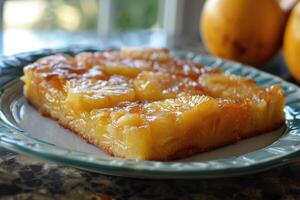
[0,146,300,200]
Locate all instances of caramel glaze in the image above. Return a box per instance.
[24,51,222,103]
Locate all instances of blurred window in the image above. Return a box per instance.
[3,0,160,32]
[1,0,161,54]
[0,0,202,55]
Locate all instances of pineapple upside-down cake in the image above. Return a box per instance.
[22,48,285,160]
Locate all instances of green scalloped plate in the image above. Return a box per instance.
[0,47,300,179]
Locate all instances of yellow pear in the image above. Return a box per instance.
[201,0,285,66]
[284,2,300,82]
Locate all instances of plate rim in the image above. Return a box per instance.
[0,47,299,178]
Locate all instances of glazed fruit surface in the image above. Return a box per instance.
[22,48,285,160]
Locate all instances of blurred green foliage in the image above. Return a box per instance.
[33,0,159,31]
[114,0,159,31]
[34,0,98,31]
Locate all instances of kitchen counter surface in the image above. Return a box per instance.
[1,148,300,200]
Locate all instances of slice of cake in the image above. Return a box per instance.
[22,48,285,160]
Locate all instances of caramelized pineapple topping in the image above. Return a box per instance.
[23,48,285,160]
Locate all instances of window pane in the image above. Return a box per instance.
[4,0,99,31]
[3,0,100,55]
[2,0,162,55]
